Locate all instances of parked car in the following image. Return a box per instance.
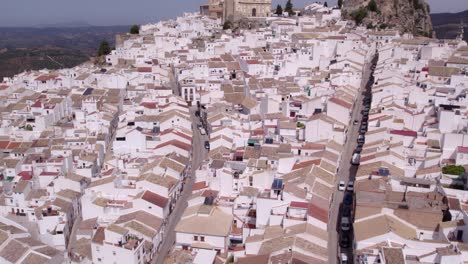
[341,206,351,218]
[340,253,349,264]
[340,231,351,248]
[200,128,206,135]
[344,193,353,205]
[353,120,359,125]
[338,181,346,191]
[355,146,363,153]
[341,217,351,231]
[204,141,210,150]
[351,153,360,166]
[357,135,365,143]
[347,181,354,192]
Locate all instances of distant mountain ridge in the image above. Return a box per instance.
[431,9,468,41]
[0,25,129,80]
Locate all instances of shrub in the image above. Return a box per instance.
[223,21,232,30]
[351,7,368,25]
[442,165,465,176]
[97,40,111,56]
[130,25,140,34]
[275,4,283,15]
[285,0,293,15]
[367,0,379,12]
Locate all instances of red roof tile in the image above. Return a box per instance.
[329,97,352,109]
[31,101,42,108]
[35,74,58,82]
[290,201,309,209]
[137,67,152,73]
[18,171,32,180]
[201,190,219,198]
[192,181,207,191]
[308,196,329,222]
[140,102,157,109]
[390,130,417,137]
[457,146,468,154]
[141,191,168,208]
[155,140,191,151]
[292,159,320,170]
[39,171,59,176]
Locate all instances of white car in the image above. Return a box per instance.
[340,253,348,264]
[341,217,351,231]
[338,181,346,191]
[347,182,354,192]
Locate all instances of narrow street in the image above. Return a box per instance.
[328,53,377,263]
[153,106,207,264]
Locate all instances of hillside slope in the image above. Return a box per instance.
[342,0,433,36]
[0,26,128,80]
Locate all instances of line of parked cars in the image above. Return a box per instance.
[351,94,372,166]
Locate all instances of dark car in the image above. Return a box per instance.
[341,206,351,218]
[340,231,351,248]
[355,146,363,153]
[344,193,353,205]
[204,141,210,150]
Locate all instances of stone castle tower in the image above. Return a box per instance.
[201,0,272,22]
[223,0,272,22]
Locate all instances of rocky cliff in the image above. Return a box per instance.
[342,0,433,37]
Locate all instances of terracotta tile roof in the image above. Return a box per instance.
[290,201,309,209]
[155,139,191,151]
[457,146,468,154]
[329,97,352,109]
[390,130,417,137]
[141,191,168,208]
[292,159,320,170]
[307,196,329,223]
[192,181,207,191]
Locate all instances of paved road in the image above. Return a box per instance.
[153,106,207,264]
[328,53,377,263]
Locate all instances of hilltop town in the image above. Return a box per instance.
[0,1,467,264]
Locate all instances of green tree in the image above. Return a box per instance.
[338,0,343,8]
[275,4,283,15]
[97,40,111,56]
[412,0,423,10]
[130,25,140,34]
[442,165,465,176]
[367,0,378,12]
[223,21,232,30]
[25,124,33,131]
[284,0,293,15]
[351,7,368,25]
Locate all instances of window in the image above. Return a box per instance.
[200,236,205,242]
[194,235,198,241]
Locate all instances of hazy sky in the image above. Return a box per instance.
[1,0,467,27]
